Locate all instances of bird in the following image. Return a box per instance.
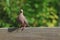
[8,9,29,32]
[17,9,29,31]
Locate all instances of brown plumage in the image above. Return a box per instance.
[18,9,29,31]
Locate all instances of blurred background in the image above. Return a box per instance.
[0,0,60,28]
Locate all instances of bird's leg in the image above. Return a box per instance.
[21,23,26,31]
[20,23,25,31]
[21,27,25,31]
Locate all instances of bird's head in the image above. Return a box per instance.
[20,9,23,13]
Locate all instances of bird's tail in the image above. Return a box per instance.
[26,24,30,27]
[24,21,30,27]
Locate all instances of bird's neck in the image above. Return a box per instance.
[20,12,23,15]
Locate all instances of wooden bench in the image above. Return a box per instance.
[0,27,60,40]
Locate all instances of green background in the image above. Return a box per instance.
[0,0,60,27]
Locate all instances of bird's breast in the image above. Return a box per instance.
[18,14,25,21]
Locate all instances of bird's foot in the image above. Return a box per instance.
[21,27,25,31]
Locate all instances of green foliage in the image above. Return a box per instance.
[0,0,59,27]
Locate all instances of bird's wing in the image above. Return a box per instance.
[24,17,29,27]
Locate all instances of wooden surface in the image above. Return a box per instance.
[0,27,60,40]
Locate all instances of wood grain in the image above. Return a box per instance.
[0,27,60,40]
